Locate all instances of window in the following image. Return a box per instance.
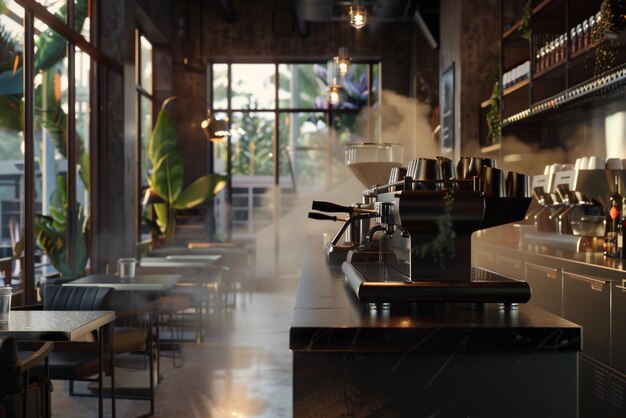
[210,61,380,239]
[136,31,153,241]
[0,0,97,303]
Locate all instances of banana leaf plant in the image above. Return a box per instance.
[147,110,228,245]
[34,176,89,277]
[4,0,90,277]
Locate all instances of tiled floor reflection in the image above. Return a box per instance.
[51,278,298,417]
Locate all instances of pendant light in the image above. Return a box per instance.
[334,47,351,76]
[326,60,342,105]
[349,1,366,29]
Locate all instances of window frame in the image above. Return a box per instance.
[135,27,154,244]
[209,60,380,237]
[5,0,104,304]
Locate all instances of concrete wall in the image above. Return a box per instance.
[439,0,499,161]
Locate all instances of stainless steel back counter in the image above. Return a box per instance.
[473,225,626,418]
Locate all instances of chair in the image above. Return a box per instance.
[42,285,157,417]
[0,337,53,418]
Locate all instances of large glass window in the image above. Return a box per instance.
[0,1,24,275]
[136,31,153,242]
[0,0,97,303]
[211,61,380,239]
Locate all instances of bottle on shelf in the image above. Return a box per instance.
[605,176,623,258]
[570,27,577,55]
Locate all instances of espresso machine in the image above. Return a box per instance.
[309,155,533,304]
[524,163,625,252]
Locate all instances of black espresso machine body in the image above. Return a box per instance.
[310,157,533,305]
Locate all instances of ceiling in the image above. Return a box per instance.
[211,0,440,46]
[292,0,440,44]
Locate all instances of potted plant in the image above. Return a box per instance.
[146,109,227,245]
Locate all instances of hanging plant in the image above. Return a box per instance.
[486,81,501,145]
[592,0,626,75]
[519,0,533,42]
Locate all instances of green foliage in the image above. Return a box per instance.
[486,81,501,144]
[519,0,533,42]
[229,101,275,176]
[592,0,626,75]
[147,110,228,244]
[24,174,89,278]
[1,0,90,277]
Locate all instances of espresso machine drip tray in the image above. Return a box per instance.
[343,262,531,304]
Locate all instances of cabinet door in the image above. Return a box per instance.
[525,262,561,316]
[609,371,626,418]
[579,355,609,418]
[563,271,611,364]
[612,282,626,375]
[497,255,524,280]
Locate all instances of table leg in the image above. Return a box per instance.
[109,323,116,418]
[155,305,161,383]
[99,326,104,418]
[149,308,155,416]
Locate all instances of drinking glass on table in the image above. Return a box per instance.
[117,258,137,279]
[0,286,12,323]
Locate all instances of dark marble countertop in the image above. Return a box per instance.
[290,246,581,353]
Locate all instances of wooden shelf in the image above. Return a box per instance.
[532,0,554,15]
[481,143,502,153]
[571,45,594,60]
[533,59,566,80]
[502,19,522,40]
[502,78,529,96]
[501,64,626,127]
[481,98,495,109]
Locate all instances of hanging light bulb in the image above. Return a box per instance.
[327,60,342,105]
[349,1,366,29]
[334,47,351,76]
[327,83,341,105]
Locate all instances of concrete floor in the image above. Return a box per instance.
[50,277,298,418]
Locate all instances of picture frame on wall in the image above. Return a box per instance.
[440,63,455,154]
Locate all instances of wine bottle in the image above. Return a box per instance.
[605,176,623,257]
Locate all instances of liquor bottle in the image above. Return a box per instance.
[618,222,624,259]
[605,176,622,257]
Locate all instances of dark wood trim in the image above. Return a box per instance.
[226,64,233,239]
[15,0,121,72]
[273,64,279,186]
[67,0,77,276]
[23,8,36,305]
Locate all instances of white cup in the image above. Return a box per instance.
[548,163,561,178]
[587,156,605,170]
[574,158,583,170]
[606,158,623,169]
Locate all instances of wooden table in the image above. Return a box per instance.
[0,310,116,418]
